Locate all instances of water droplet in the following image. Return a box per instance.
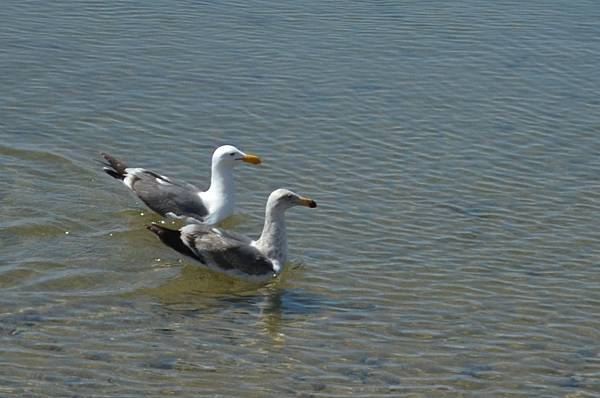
[65,231,70,235]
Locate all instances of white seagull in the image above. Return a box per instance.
[101,145,261,225]
[147,189,317,283]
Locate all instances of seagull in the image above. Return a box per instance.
[147,188,317,283]
[101,145,261,225]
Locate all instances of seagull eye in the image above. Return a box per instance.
[229,152,235,156]
[286,194,293,199]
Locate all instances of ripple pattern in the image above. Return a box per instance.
[1,0,600,396]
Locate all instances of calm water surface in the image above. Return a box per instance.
[2,1,600,396]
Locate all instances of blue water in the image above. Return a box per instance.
[1,1,600,396]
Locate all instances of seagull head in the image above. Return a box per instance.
[267,188,317,211]
[212,145,261,168]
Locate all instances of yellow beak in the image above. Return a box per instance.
[299,197,317,208]
[242,154,261,165]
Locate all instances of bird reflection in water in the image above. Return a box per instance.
[143,262,323,341]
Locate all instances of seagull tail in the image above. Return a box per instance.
[101,152,128,180]
[146,224,197,259]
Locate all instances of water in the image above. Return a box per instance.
[2,1,600,396]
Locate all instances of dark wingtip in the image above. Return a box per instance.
[309,200,317,208]
[103,168,123,180]
[100,152,127,176]
[146,223,197,259]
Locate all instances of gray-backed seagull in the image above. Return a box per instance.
[147,189,317,283]
[101,145,261,225]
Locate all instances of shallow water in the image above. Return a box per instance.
[2,1,600,396]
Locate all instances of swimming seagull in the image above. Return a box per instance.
[101,145,261,225]
[146,188,317,283]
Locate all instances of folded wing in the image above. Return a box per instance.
[181,225,275,276]
[129,171,209,222]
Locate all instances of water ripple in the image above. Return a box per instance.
[2,0,600,396]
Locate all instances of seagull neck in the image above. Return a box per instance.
[206,163,234,197]
[256,206,288,265]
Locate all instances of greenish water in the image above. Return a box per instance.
[2,1,600,396]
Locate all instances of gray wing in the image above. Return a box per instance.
[130,170,209,222]
[181,225,274,276]
[209,228,254,245]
